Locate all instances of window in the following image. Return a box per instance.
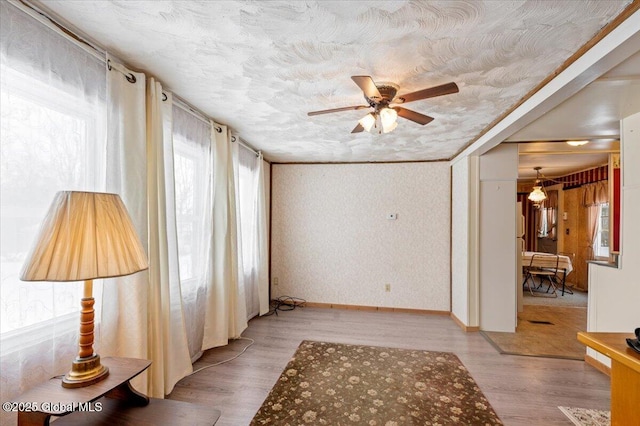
[173,134,205,282]
[594,203,610,258]
[537,207,556,239]
[0,65,105,335]
[538,208,549,237]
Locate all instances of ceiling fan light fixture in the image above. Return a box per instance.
[566,140,589,146]
[359,113,376,132]
[308,76,458,134]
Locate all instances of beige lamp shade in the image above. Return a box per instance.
[20,191,148,282]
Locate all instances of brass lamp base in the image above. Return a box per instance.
[62,354,109,388]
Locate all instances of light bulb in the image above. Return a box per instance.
[566,140,589,146]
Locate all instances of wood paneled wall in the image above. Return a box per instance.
[561,187,589,290]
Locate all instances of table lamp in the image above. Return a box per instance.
[20,191,148,388]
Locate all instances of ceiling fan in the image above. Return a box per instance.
[307,76,459,134]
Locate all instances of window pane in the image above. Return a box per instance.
[594,203,610,257]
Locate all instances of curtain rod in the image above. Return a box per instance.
[12,0,106,62]
[11,0,262,159]
[231,136,261,158]
[172,95,211,126]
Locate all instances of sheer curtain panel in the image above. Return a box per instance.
[236,144,263,318]
[0,2,106,423]
[172,106,212,361]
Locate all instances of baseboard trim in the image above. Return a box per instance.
[303,302,449,316]
[450,312,480,332]
[584,354,611,377]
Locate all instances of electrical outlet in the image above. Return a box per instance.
[385,283,391,292]
[273,277,279,286]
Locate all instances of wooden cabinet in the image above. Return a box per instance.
[14,357,220,425]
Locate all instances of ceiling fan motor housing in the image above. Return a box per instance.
[364,82,399,109]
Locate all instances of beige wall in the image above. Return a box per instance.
[587,111,640,367]
[270,162,451,311]
[478,144,518,332]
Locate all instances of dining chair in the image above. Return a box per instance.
[523,254,559,297]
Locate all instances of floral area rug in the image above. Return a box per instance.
[251,340,502,425]
[558,406,611,426]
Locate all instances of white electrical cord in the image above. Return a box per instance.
[188,337,255,376]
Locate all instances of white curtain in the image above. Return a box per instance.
[0,2,106,423]
[102,55,149,394]
[104,59,191,396]
[235,142,257,317]
[235,144,269,317]
[256,154,270,315]
[145,79,193,395]
[202,125,248,349]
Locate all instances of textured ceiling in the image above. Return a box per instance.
[37,0,631,162]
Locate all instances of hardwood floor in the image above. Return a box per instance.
[168,307,610,426]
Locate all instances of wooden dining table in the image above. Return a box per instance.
[522,251,574,295]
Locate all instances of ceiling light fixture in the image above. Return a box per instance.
[358,113,376,132]
[566,140,589,146]
[528,167,547,208]
[359,107,399,134]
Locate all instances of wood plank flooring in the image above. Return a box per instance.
[168,307,610,426]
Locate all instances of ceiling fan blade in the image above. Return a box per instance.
[394,107,434,125]
[351,76,382,100]
[308,105,370,116]
[351,123,365,133]
[395,82,459,104]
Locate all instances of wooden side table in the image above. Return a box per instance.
[577,332,639,426]
[14,357,220,425]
